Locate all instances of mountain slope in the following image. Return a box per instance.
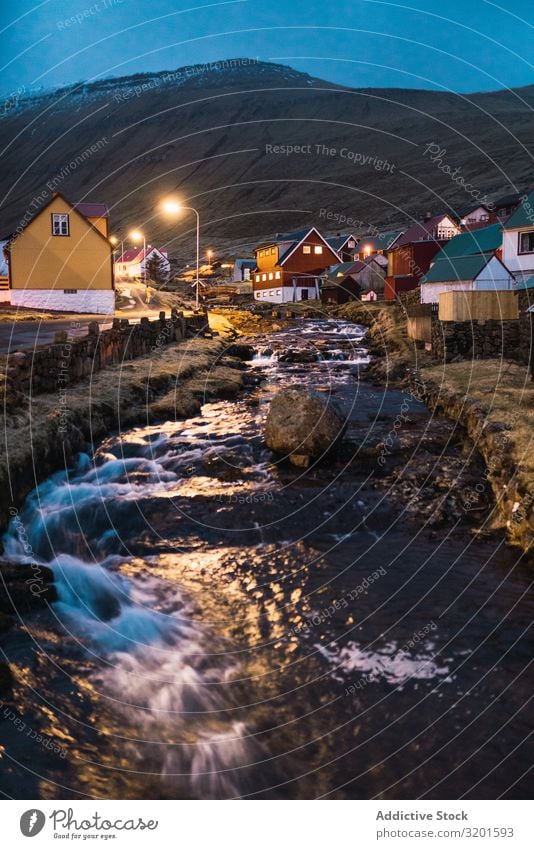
[1,61,533,260]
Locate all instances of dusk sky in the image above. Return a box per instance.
[2,0,534,97]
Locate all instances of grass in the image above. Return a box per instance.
[0,336,228,528]
[422,359,534,485]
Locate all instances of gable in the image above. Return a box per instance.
[279,227,341,266]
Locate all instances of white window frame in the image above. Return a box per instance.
[52,213,69,236]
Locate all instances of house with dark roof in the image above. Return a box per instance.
[321,257,385,305]
[7,192,114,313]
[115,246,170,281]
[232,258,256,282]
[252,227,341,303]
[325,234,358,262]
[502,191,534,284]
[384,213,461,300]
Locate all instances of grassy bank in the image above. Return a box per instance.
[334,299,533,553]
[0,335,245,532]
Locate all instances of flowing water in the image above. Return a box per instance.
[1,320,532,799]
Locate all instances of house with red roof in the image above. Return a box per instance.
[115,246,170,281]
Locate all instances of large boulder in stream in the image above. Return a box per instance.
[264,387,346,467]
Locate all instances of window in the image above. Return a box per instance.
[314,245,323,255]
[303,245,311,254]
[519,231,534,253]
[262,273,267,281]
[271,248,276,256]
[268,272,273,280]
[269,290,274,296]
[276,289,282,296]
[52,213,69,236]
[275,271,281,279]
[348,240,355,248]
[255,274,260,282]
[63,289,77,294]
[301,289,309,300]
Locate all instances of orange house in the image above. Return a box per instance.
[7,193,114,314]
[253,227,341,303]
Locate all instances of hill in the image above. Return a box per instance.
[1,60,533,261]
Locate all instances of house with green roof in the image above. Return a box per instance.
[420,252,515,304]
[436,223,503,260]
[502,191,534,283]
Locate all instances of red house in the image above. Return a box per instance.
[384,213,460,300]
[252,227,341,303]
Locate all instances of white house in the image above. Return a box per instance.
[502,192,534,284]
[420,253,515,304]
[115,246,170,281]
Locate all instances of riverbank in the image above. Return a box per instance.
[0,334,249,534]
[332,301,534,555]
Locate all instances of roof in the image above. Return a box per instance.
[436,224,502,260]
[325,234,358,251]
[276,227,312,242]
[116,246,167,263]
[394,214,457,248]
[73,202,109,219]
[502,191,534,230]
[421,252,502,284]
[277,227,341,266]
[359,228,404,252]
[6,192,111,247]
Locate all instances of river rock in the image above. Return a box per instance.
[264,387,346,466]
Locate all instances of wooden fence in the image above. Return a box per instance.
[406,303,437,342]
[439,290,518,322]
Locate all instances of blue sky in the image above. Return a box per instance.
[2,0,534,97]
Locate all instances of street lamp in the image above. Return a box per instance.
[129,229,146,283]
[161,199,200,308]
[207,249,213,267]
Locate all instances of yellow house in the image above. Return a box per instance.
[8,193,114,314]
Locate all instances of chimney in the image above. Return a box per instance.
[424,211,432,221]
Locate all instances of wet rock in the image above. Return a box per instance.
[0,561,57,616]
[226,343,254,361]
[0,662,14,692]
[264,387,346,466]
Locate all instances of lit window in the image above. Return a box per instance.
[262,273,267,281]
[255,274,260,282]
[271,248,276,255]
[268,272,273,280]
[275,271,281,279]
[276,289,281,296]
[303,245,311,254]
[314,245,323,254]
[52,213,69,236]
[269,290,274,296]
[348,240,355,248]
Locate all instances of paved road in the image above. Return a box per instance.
[0,285,200,353]
[0,311,171,354]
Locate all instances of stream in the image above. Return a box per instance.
[0,319,532,800]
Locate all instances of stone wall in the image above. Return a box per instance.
[397,287,422,310]
[4,310,209,398]
[431,318,520,363]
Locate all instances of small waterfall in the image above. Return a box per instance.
[2,447,262,798]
